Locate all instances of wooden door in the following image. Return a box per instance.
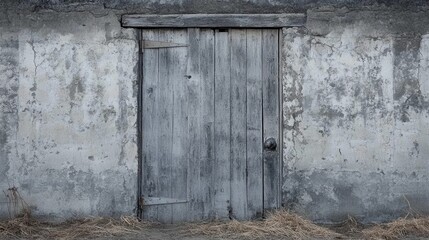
[140,28,280,223]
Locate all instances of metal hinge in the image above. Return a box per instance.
[140,196,188,206]
[142,40,189,49]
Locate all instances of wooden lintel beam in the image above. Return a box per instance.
[122,14,306,28]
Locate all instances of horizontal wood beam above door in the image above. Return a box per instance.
[122,14,306,28]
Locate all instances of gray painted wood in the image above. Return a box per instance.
[199,29,215,219]
[262,29,280,212]
[213,29,231,219]
[230,29,248,220]
[156,29,175,223]
[143,40,188,49]
[141,29,159,220]
[141,28,279,222]
[144,197,187,205]
[169,29,189,223]
[186,28,203,221]
[246,29,264,218]
[123,14,306,28]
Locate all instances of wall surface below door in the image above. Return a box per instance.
[1,0,429,223]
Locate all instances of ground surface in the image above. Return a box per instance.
[91,225,217,240]
[86,225,429,240]
[4,226,429,240]
[2,216,429,239]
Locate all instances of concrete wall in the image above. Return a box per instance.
[282,10,429,223]
[1,0,429,222]
[0,10,138,219]
[2,0,428,14]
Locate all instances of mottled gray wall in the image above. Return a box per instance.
[0,10,138,219]
[1,0,429,223]
[2,0,428,14]
[282,10,429,223]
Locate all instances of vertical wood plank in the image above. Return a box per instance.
[246,29,264,219]
[214,29,231,219]
[230,29,248,220]
[169,29,189,223]
[262,29,280,212]
[199,29,216,219]
[186,28,204,221]
[156,29,174,223]
[141,29,159,221]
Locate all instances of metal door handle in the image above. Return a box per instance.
[264,138,277,151]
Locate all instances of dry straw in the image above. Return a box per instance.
[0,214,148,239]
[0,187,149,239]
[4,186,31,219]
[363,196,429,239]
[363,216,429,239]
[4,188,429,240]
[185,209,342,239]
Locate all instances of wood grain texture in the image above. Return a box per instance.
[169,29,189,223]
[155,29,182,223]
[199,29,216,219]
[140,28,280,222]
[186,28,203,221]
[141,29,159,220]
[262,29,280,212]
[123,14,306,28]
[246,29,264,219]
[230,29,248,220]
[143,40,189,49]
[213,29,231,219]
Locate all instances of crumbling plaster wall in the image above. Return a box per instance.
[0,10,138,219]
[283,9,429,223]
[2,0,429,223]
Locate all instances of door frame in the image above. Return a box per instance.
[124,14,307,220]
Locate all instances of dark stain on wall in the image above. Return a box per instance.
[393,35,429,122]
[283,169,429,223]
[393,36,421,101]
[68,76,85,101]
[0,37,19,183]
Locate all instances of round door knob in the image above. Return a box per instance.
[264,138,277,151]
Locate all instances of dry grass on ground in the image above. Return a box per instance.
[363,216,429,239]
[0,187,149,239]
[3,210,429,240]
[0,214,148,239]
[186,212,429,239]
[4,187,429,239]
[185,209,342,239]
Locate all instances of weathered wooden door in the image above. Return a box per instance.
[140,28,280,223]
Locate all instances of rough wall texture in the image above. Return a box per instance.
[2,0,429,14]
[0,10,138,219]
[282,10,429,223]
[1,0,429,223]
